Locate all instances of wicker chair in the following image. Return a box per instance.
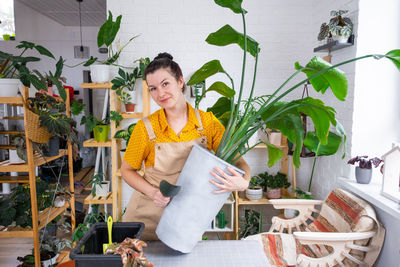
[245,189,385,267]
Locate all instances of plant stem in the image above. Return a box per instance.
[243,53,259,119]
[308,143,320,192]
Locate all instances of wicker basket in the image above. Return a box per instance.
[25,108,51,144]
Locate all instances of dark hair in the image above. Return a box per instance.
[144,52,186,92]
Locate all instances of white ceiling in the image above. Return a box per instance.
[17,0,106,26]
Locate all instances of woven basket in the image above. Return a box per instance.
[25,108,51,144]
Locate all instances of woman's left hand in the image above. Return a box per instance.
[209,166,249,193]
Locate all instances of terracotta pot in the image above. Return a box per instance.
[267,188,281,199]
[125,103,136,113]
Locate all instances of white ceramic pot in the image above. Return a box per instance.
[9,149,25,164]
[95,180,110,197]
[284,208,298,219]
[334,35,349,44]
[41,253,59,267]
[0,78,20,97]
[90,64,110,83]
[109,65,119,80]
[246,186,263,200]
[54,196,65,207]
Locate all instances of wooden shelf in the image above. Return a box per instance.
[38,203,70,230]
[0,226,33,238]
[250,143,286,149]
[0,175,29,183]
[121,112,144,119]
[313,35,354,52]
[0,145,16,149]
[83,138,111,147]
[237,192,292,205]
[0,97,23,104]
[0,149,67,172]
[0,131,24,135]
[3,116,24,120]
[84,192,113,204]
[81,82,112,89]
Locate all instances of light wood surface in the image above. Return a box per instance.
[0,175,29,183]
[0,150,67,172]
[0,97,23,104]
[84,192,113,204]
[82,138,111,147]
[0,238,33,267]
[81,82,112,89]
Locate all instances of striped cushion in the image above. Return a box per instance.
[248,189,378,266]
[302,189,376,265]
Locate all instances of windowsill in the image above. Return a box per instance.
[338,177,400,220]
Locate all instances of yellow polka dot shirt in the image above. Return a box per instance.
[124,102,225,170]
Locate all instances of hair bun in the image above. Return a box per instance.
[154,52,173,61]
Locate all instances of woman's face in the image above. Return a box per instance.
[146,68,184,109]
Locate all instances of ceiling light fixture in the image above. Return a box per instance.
[74,0,89,58]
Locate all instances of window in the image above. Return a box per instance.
[0,0,15,40]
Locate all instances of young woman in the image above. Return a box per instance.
[121,53,251,240]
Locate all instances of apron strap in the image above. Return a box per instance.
[194,109,204,134]
[143,117,157,143]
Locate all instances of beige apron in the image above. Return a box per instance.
[122,109,207,240]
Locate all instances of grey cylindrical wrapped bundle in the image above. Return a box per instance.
[156,144,243,253]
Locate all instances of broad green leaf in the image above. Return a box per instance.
[187,60,225,85]
[16,41,35,49]
[34,45,55,59]
[50,76,67,101]
[127,123,136,135]
[54,57,64,79]
[159,180,181,197]
[29,74,47,91]
[84,56,97,67]
[118,68,125,79]
[206,25,260,57]
[385,49,400,71]
[217,111,232,127]
[214,0,244,14]
[266,143,283,167]
[110,111,123,128]
[97,11,113,47]
[71,100,85,116]
[114,130,129,139]
[261,103,304,167]
[296,56,348,101]
[206,81,235,98]
[206,97,232,118]
[292,97,336,145]
[105,15,122,47]
[304,131,342,156]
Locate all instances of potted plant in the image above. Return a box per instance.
[347,156,383,184]
[114,122,136,159]
[9,134,26,164]
[245,175,264,200]
[78,11,138,83]
[238,209,262,239]
[81,114,110,142]
[156,0,400,253]
[318,10,353,44]
[88,173,110,197]
[264,172,290,199]
[54,186,71,208]
[0,41,67,99]
[26,92,79,156]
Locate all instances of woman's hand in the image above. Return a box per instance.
[151,189,171,207]
[209,166,249,193]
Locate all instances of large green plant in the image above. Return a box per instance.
[187,0,400,169]
[83,11,138,67]
[0,41,67,101]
